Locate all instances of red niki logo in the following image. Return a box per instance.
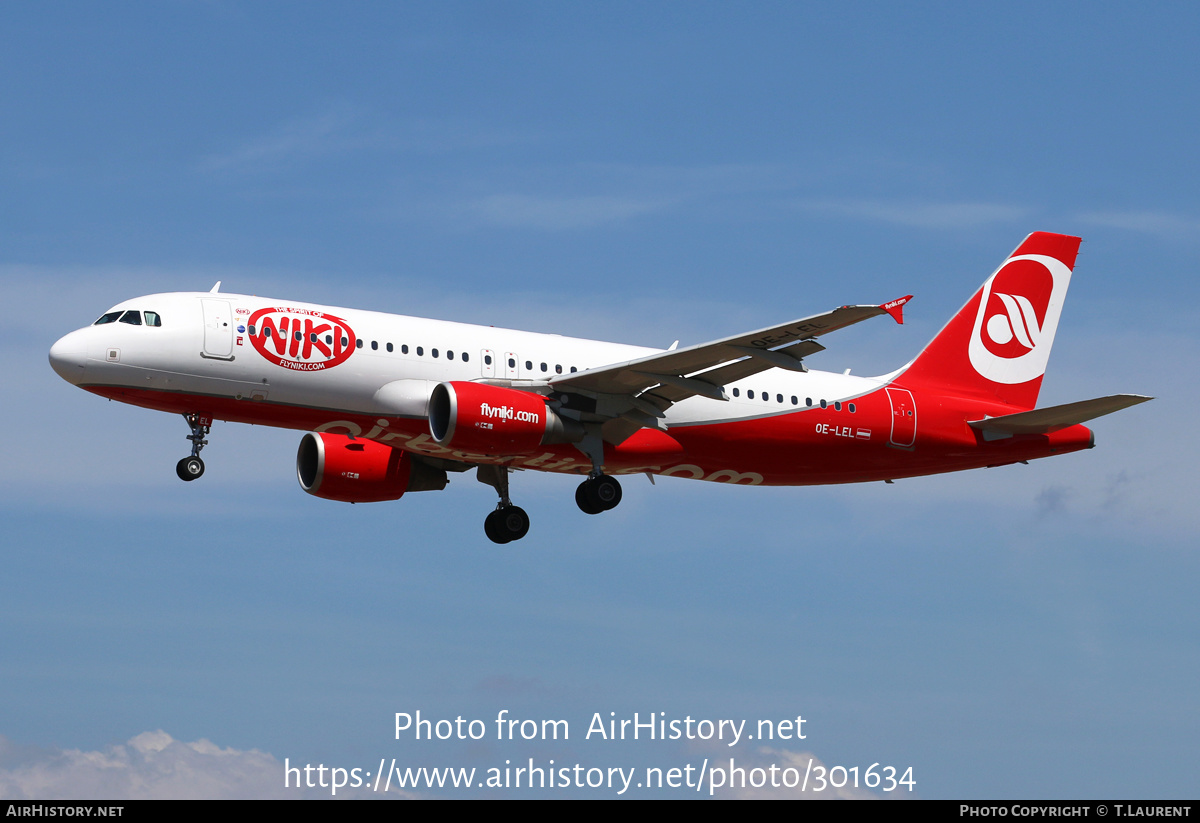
[248,307,357,371]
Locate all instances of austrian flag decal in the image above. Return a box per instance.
[248,307,357,371]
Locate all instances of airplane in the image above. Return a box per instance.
[48,232,1150,543]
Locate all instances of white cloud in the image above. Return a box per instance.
[0,731,414,799]
[469,193,672,229]
[798,199,1029,229]
[200,105,367,172]
[1075,210,1200,240]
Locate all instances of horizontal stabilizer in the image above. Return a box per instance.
[969,394,1152,437]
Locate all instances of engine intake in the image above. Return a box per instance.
[429,381,583,455]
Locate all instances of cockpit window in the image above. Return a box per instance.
[93,309,162,326]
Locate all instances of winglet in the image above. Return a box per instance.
[881,295,912,324]
[209,281,222,294]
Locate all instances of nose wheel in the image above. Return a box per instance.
[176,456,205,481]
[177,413,211,482]
[576,474,622,514]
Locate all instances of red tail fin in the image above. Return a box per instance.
[896,232,1081,410]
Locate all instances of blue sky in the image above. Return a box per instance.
[1,2,1196,798]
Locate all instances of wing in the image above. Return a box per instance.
[548,296,912,443]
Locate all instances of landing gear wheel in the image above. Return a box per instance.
[178,413,211,482]
[577,474,622,514]
[485,505,530,544]
[176,456,205,481]
[575,482,603,515]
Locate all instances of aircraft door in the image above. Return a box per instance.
[504,351,519,380]
[201,299,234,359]
[886,387,917,448]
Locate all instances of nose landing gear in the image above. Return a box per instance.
[176,413,211,482]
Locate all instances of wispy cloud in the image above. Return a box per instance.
[798,199,1029,229]
[202,107,543,174]
[1035,484,1071,518]
[0,731,413,799]
[468,193,672,229]
[1075,210,1200,240]
[454,162,790,230]
[201,105,366,172]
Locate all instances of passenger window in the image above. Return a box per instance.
[144,311,161,327]
[806,397,813,407]
[248,324,257,335]
[834,401,842,411]
[371,341,378,350]
[119,311,142,325]
[748,390,755,399]
[820,399,827,409]
[94,311,123,325]
[555,364,562,374]
[525,360,532,371]
[570,366,577,373]
[848,403,856,413]
[540,362,547,372]
[732,388,740,397]
[417,346,424,356]
[387,343,393,353]
[432,348,439,358]
[485,355,493,366]
[791,396,798,405]
[341,336,348,347]
[447,350,455,360]
[356,339,363,349]
[462,352,469,362]
[508,358,515,368]
[402,345,409,354]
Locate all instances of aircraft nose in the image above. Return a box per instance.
[49,329,89,384]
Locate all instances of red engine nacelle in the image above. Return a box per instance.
[428,381,582,456]
[296,432,412,503]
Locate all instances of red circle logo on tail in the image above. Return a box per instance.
[968,254,1071,385]
[980,258,1054,359]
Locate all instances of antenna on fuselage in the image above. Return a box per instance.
[209,281,222,293]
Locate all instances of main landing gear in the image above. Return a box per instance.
[475,457,623,543]
[575,473,622,515]
[484,505,530,545]
[175,413,210,482]
[477,465,530,545]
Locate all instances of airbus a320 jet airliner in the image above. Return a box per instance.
[49,232,1149,543]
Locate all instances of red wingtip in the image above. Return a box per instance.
[881,295,912,324]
